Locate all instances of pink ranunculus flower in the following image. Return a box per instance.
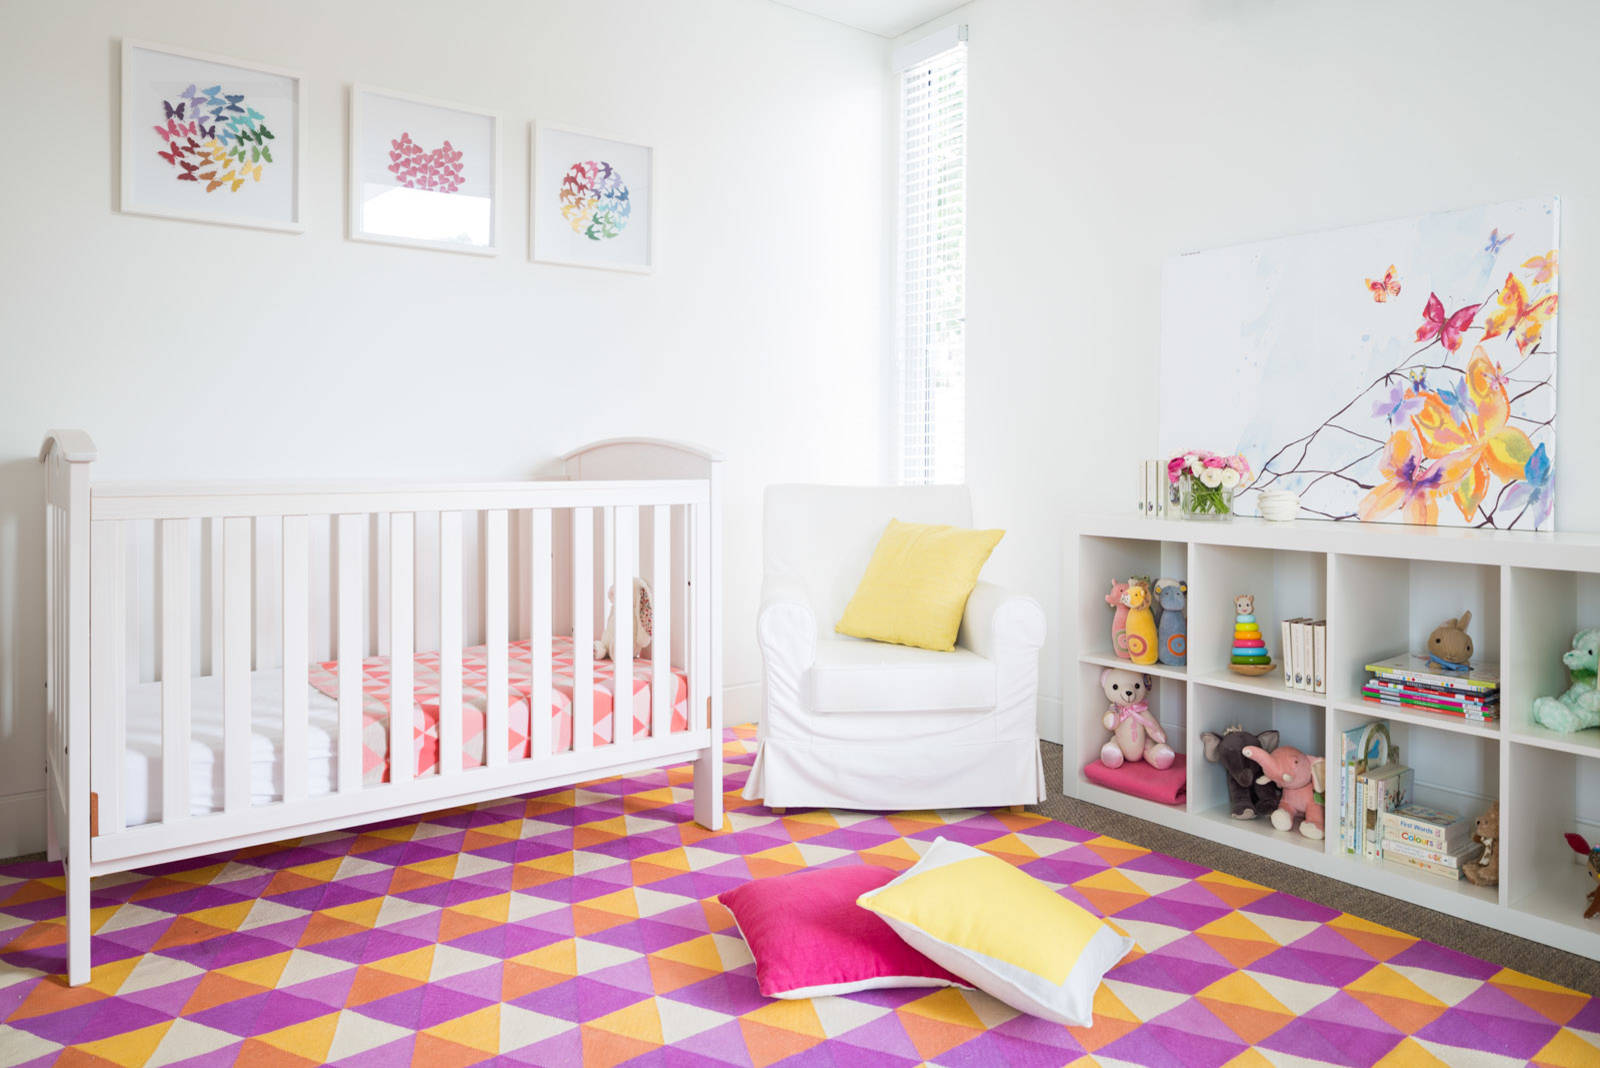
[1204,456,1226,468]
[1168,456,1187,484]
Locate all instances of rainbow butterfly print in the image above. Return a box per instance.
[1485,228,1513,254]
[1482,272,1557,354]
[1366,265,1401,302]
[1415,293,1482,352]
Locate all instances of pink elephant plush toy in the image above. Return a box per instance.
[1240,743,1325,839]
[1099,668,1175,770]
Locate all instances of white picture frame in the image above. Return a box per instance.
[349,84,500,256]
[120,39,305,233]
[530,122,655,273]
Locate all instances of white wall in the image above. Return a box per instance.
[0,0,892,855]
[899,0,1600,760]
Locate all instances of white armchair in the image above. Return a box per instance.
[742,484,1047,811]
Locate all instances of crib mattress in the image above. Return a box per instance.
[121,636,688,826]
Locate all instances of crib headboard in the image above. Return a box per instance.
[562,439,722,693]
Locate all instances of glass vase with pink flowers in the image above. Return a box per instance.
[1167,451,1251,520]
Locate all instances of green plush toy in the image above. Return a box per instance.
[1532,628,1600,733]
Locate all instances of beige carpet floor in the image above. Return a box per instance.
[1038,740,1600,994]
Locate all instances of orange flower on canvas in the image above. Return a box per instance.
[1358,431,1444,525]
[1482,272,1557,354]
[1411,348,1535,520]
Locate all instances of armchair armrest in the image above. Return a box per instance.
[758,573,817,669]
[958,581,1045,660]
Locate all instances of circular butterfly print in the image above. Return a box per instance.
[152,83,276,193]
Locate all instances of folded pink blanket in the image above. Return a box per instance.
[1082,757,1187,806]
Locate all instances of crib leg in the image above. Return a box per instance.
[65,857,90,986]
[693,745,724,831]
[45,780,60,863]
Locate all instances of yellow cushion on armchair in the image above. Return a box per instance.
[834,519,1004,651]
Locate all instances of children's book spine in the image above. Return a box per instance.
[1292,620,1310,690]
[1382,836,1482,867]
[1386,852,1465,880]
[1312,621,1327,695]
[1282,619,1295,687]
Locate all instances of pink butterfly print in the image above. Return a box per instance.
[1414,293,1482,352]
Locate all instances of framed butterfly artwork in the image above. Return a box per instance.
[349,85,500,255]
[120,40,305,233]
[1160,196,1559,530]
[530,122,655,273]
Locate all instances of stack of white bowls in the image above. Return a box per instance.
[1258,490,1300,522]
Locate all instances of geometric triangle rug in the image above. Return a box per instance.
[1,726,1595,1066]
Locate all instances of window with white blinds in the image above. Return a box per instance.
[896,28,967,486]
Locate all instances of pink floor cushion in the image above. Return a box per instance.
[1082,756,1187,806]
[718,865,968,999]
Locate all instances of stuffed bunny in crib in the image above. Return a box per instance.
[595,577,654,661]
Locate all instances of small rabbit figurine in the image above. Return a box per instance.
[1564,833,1600,919]
[1427,610,1474,673]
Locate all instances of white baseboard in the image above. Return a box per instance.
[725,681,760,726]
[0,790,46,860]
[1038,694,1063,745]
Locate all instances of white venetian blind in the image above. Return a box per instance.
[896,27,967,486]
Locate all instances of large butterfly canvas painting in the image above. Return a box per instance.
[1160,197,1559,529]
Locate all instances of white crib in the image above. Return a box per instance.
[39,431,723,986]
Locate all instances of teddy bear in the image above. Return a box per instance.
[1098,668,1174,770]
[1462,801,1499,887]
[1532,628,1600,734]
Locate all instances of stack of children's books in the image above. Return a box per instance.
[1379,802,1483,880]
[1338,721,1414,860]
[1361,652,1499,722]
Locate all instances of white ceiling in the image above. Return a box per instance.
[774,0,964,38]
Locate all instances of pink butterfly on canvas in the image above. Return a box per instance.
[1415,293,1482,352]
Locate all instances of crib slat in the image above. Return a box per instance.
[612,506,635,748]
[336,514,363,792]
[281,516,309,803]
[160,519,190,823]
[389,513,414,784]
[485,509,509,768]
[439,511,464,776]
[530,509,553,759]
[689,503,710,736]
[572,508,594,751]
[651,505,672,739]
[222,517,252,813]
[91,520,127,834]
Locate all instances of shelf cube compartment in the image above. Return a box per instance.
[1189,685,1326,854]
[1506,744,1600,948]
[1189,544,1324,680]
[1328,554,1500,703]
[1504,567,1600,754]
[1075,663,1187,812]
[1075,535,1188,663]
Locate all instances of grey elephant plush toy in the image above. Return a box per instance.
[1201,725,1283,819]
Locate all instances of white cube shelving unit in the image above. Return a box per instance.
[1069,513,1600,960]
